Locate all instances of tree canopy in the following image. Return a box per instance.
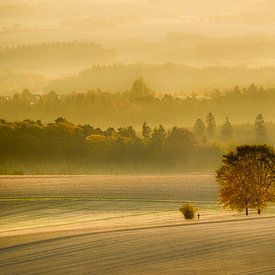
[0,118,222,174]
[0,82,275,145]
[216,145,275,215]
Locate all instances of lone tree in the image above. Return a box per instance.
[216,145,274,215]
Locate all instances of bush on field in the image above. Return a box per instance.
[179,203,196,219]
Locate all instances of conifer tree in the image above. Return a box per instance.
[220,117,233,142]
[206,112,216,141]
[255,113,266,143]
[193,118,206,142]
[142,122,152,142]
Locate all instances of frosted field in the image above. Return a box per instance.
[0,175,274,274]
[0,174,216,200]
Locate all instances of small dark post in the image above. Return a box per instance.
[257,209,261,215]
[197,213,200,220]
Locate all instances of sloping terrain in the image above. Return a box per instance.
[0,175,274,274]
[0,217,274,274]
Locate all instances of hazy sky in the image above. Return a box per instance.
[1,0,275,46]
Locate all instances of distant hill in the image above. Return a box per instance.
[0,41,117,71]
[165,33,275,61]
[45,63,275,94]
[3,63,275,95]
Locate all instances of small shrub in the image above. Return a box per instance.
[179,203,196,219]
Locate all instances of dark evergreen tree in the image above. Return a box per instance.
[220,117,233,142]
[255,113,266,143]
[130,77,152,98]
[149,125,166,151]
[106,127,116,137]
[117,126,137,139]
[142,122,152,142]
[206,112,216,141]
[193,118,206,141]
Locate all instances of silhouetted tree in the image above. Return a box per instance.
[106,127,116,137]
[45,90,59,105]
[193,118,206,142]
[149,125,166,151]
[206,112,216,141]
[255,113,266,143]
[21,89,32,102]
[142,122,152,142]
[165,127,196,165]
[117,126,137,139]
[130,77,152,98]
[220,117,233,142]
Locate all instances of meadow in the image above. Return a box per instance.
[0,175,274,274]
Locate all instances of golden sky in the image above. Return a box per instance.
[1,0,275,45]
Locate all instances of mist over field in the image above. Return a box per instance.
[0,0,274,169]
[0,0,274,174]
[1,0,275,94]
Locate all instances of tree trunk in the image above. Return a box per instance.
[246,208,248,215]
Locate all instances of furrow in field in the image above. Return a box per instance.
[1,218,274,274]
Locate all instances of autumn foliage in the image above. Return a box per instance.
[216,145,275,215]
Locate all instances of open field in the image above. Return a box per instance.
[1,217,275,274]
[0,175,216,200]
[0,175,274,274]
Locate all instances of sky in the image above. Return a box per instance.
[1,0,275,46]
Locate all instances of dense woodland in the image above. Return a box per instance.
[0,79,274,130]
[0,109,271,174]
[1,76,274,174]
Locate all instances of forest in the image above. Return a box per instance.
[0,79,274,130]
[0,108,271,174]
[0,73,274,174]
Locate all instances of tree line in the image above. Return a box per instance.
[0,41,116,70]
[0,117,219,174]
[0,116,272,174]
[45,63,275,93]
[3,63,275,95]
[0,79,274,143]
